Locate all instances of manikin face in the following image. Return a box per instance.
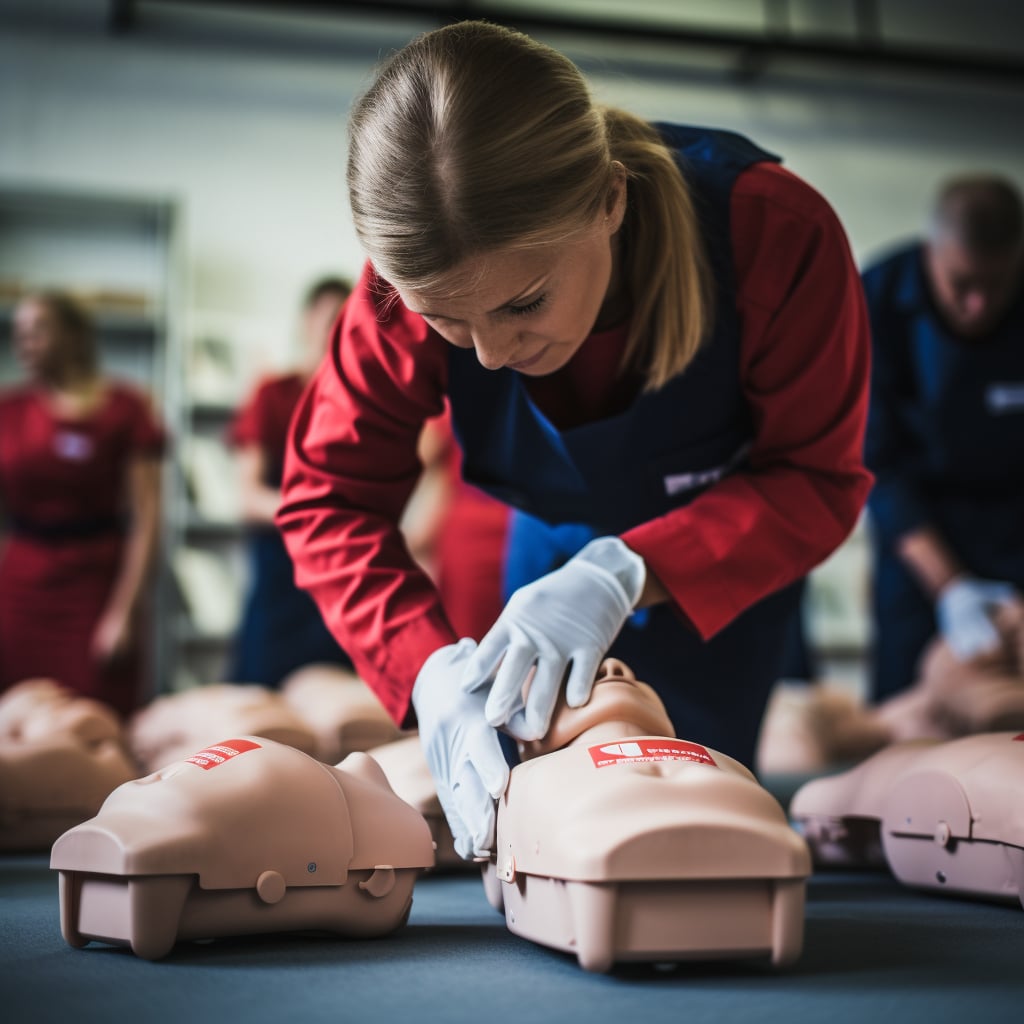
[396,177,627,375]
[925,238,1024,339]
[12,298,63,380]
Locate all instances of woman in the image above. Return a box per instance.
[278,22,872,858]
[0,291,165,715]
[227,276,355,686]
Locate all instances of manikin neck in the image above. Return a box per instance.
[569,720,659,748]
[517,668,676,761]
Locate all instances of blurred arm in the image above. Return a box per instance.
[93,454,162,659]
[235,444,282,526]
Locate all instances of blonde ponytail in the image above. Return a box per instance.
[348,22,711,390]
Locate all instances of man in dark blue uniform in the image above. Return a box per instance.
[863,175,1024,702]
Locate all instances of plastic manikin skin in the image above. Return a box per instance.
[484,659,811,973]
[0,678,123,745]
[757,636,1024,775]
[128,683,318,771]
[369,735,476,872]
[0,680,137,852]
[903,640,1024,738]
[790,732,1024,908]
[51,737,435,959]
[281,664,407,764]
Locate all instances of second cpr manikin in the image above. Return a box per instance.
[51,739,434,959]
[791,732,1024,907]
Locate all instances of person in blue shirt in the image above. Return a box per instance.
[863,174,1024,702]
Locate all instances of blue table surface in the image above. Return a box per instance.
[2,852,1023,1024]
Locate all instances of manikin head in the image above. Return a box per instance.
[12,291,98,385]
[346,20,710,390]
[299,276,351,373]
[923,175,1024,339]
[519,658,675,760]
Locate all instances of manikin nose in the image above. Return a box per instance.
[595,658,635,683]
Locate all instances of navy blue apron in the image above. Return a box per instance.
[865,246,1024,700]
[229,531,353,688]
[447,125,801,769]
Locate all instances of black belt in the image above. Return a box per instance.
[8,516,125,542]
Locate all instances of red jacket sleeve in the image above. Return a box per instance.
[276,264,455,726]
[622,163,874,638]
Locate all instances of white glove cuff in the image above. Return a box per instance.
[575,536,646,609]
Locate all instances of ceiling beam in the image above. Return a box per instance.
[115,0,1024,87]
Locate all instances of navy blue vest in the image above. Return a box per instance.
[443,125,796,766]
[446,125,780,536]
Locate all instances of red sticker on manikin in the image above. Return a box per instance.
[588,738,716,768]
[184,738,262,770]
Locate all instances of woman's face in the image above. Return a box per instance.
[396,180,627,376]
[12,298,63,380]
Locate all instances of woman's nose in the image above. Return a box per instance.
[472,327,517,370]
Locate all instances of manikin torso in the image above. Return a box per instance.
[791,731,1024,907]
[128,683,318,771]
[50,737,434,958]
[280,664,406,764]
[0,679,137,852]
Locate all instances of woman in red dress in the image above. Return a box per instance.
[0,292,166,715]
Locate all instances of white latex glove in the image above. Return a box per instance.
[461,536,646,742]
[412,639,510,859]
[936,576,1018,661]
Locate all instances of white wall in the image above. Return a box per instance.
[2,4,1023,381]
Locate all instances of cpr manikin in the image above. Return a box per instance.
[757,629,1024,775]
[128,683,318,771]
[485,659,811,972]
[0,680,137,851]
[0,678,124,744]
[51,737,434,959]
[790,732,1024,907]
[280,664,406,763]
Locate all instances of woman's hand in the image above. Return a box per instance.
[92,603,133,662]
[412,639,510,859]
[460,537,646,741]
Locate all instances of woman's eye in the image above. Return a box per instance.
[506,295,546,317]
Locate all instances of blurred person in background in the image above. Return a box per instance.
[0,291,165,715]
[227,276,355,687]
[864,174,1024,703]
